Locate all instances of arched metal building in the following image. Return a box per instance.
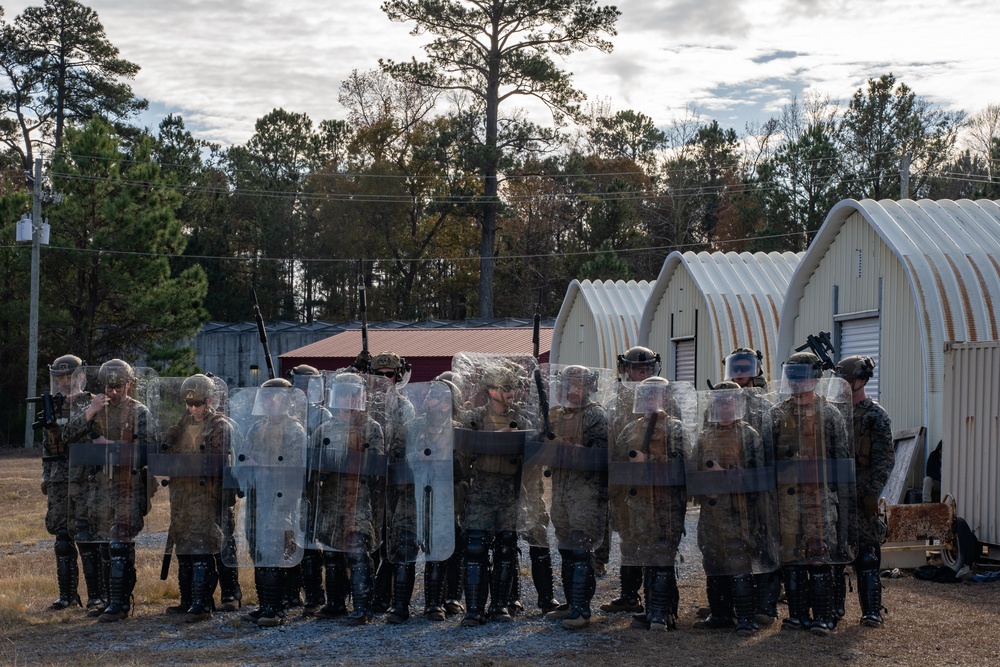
[638,251,803,387]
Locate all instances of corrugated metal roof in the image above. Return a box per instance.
[550,279,653,368]
[778,198,1000,387]
[280,327,553,360]
[641,251,803,378]
[198,318,551,335]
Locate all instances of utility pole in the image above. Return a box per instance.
[900,151,912,200]
[24,157,42,448]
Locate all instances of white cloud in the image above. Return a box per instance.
[2,0,997,143]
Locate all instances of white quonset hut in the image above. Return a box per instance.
[776,198,1000,462]
[549,279,653,370]
[638,251,803,386]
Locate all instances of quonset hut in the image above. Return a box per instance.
[638,251,803,387]
[548,279,653,371]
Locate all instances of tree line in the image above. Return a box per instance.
[1,0,999,444]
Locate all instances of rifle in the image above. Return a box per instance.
[252,287,276,380]
[795,331,836,372]
[358,264,370,371]
[532,306,553,439]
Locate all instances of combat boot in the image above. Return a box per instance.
[695,575,734,629]
[443,547,465,616]
[87,544,112,617]
[461,531,490,627]
[424,561,447,621]
[50,536,82,610]
[185,555,216,623]
[371,554,392,615]
[781,566,810,630]
[387,562,415,624]
[753,569,780,626]
[283,563,303,610]
[646,567,678,631]
[601,565,644,612]
[256,567,286,627]
[832,563,847,626]
[857,566,886,627]
[530,545,562,614]
[216,553,242,611]
[732,574,757,637]
[300,549,325,616]
[316,553,349,619]
[562,553,595,630]
[99,543,135,623]
[79,542,106,614]
[167,556,194,615]
[346,552,375,626]
[809,566,836,636]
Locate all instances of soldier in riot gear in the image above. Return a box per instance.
[385,380,458,624]
[767,352,854,636]
[365,351,414,616]
[63,359,158,622]
[723,347,780,625]
[452,358,535,626]
[288,364,332,616]
[689,382,777,637]
[601,346,663,613]
[610,376,690,631]
[41,354,90,611]
[835,355,893,628]
[528,365,609,630]
[232,378,308,627]
[310,372,387,625]
[152,374,234,622]
[426,372,468,619]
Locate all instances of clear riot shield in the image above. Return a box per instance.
[148,376,231,558]
[520,364,612,552]
[225,386,307,567]
[767,374,856,566]
[386,381,456,564]
[608,378,692,567]
[688,387,779,576]
[307,372,387,555]
[451,352,538,534]
[63,365,159,544]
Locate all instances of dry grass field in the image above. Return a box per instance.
[2,447,999,667]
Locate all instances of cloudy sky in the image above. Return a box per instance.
[5,0,998,146]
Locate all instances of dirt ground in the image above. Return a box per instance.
[2,447,999,667]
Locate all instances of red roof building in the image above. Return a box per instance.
[279,327,552,382]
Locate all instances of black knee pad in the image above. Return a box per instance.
[465,530,491,562]
[495,531,517,559]
[55,530,77,558]
[854,544,881,574]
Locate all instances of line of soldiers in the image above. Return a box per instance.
[36,345,892,636]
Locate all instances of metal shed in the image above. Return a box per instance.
[549,279,653,370]
[776,198,1000,467]
[638,251,803,386]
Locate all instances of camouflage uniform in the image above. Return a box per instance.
[42,380,93,610]
[611,395,689,630]
[767,381,851,635]
[62,364,158,623]
[312,408,386,624]
[545,397,608,628]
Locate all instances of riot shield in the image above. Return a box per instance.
[63,365,159,544]
[148,376,231,558]
[291,373,331,439]
[608,378,691,567]
[225,386,307,567]
[451,353,538,534]
[385,381,456,564]
[688,387,779,576]
[307,372,387,555]
[520,364,612,552]
[767,374,856,566]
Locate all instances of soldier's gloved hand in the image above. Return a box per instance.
[862,493,879,516]
[352,350,372,372]
[40,480,48,495]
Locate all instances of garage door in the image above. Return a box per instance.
[838,316,880,400]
